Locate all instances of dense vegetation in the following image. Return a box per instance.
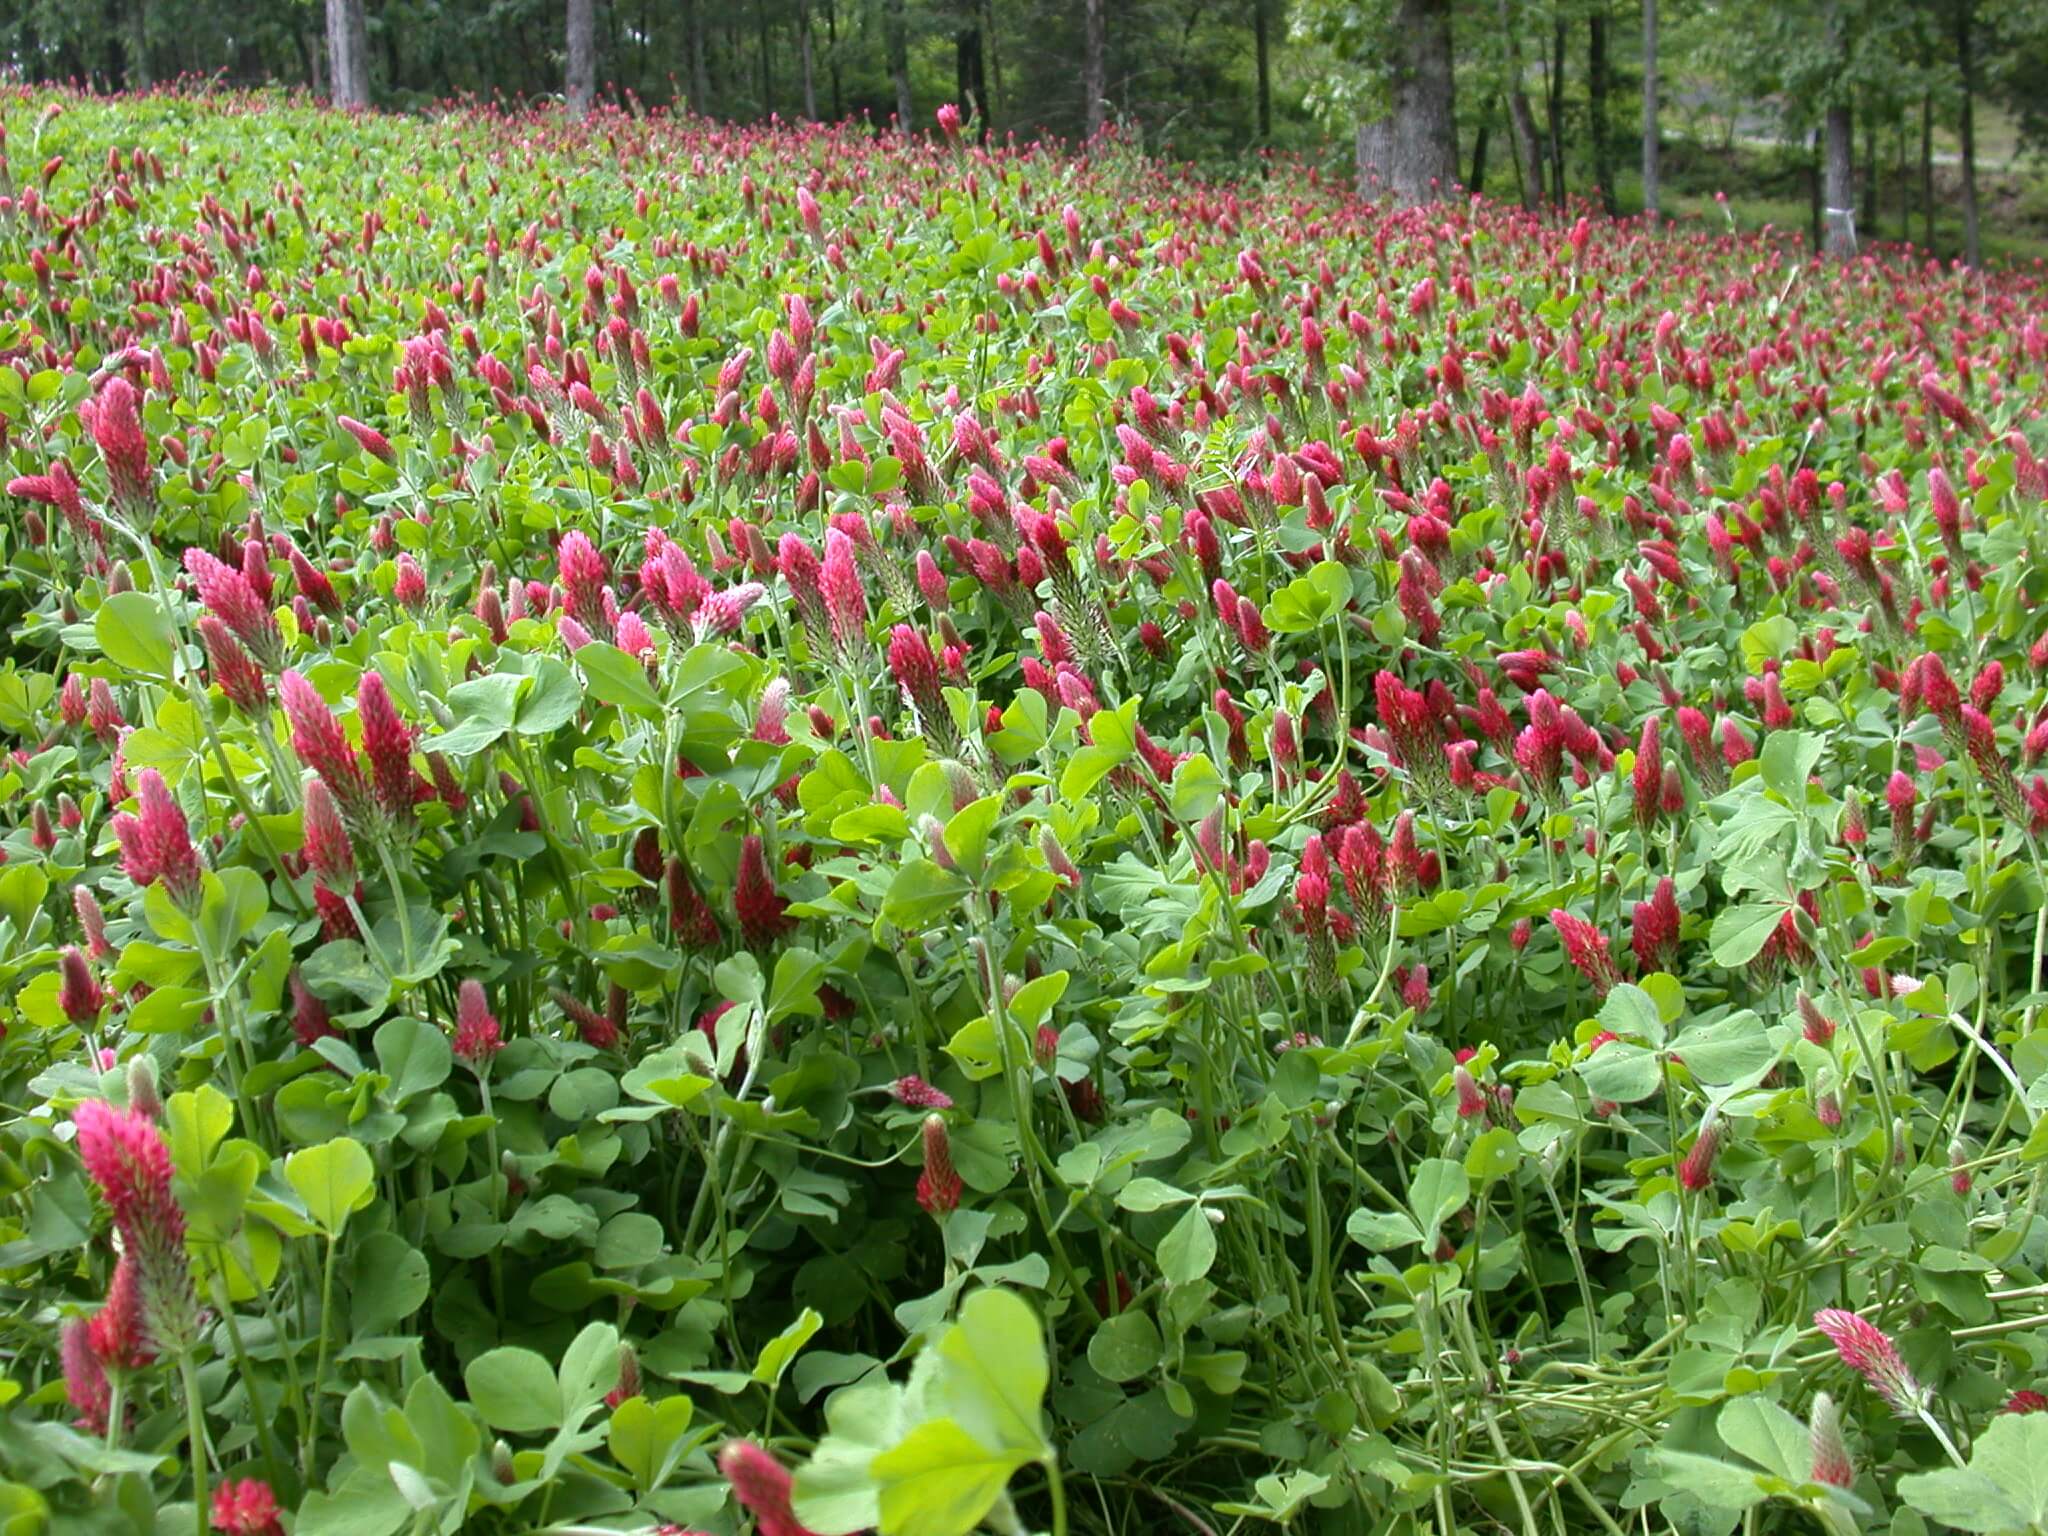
[2,83,2047,1536]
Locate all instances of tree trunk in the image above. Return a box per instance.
[827,0,843,118]
[1954,0,1980,265]
[1082,0,1107,141]
[1544,16,1566,204]
[955,23,987,134]
[1469,98,1493,193]
[1809,130,1823,254]
[127,0,151,88]
[1588,5,1615,214]
[1252,0,1272,142]
[757,0,772,116]
[886,0,913,131]
[1860,102,1877,235]
[982,0,1003,123]
[1919,87,1933,248]
[1641,0,1659,217]
[798,2,818,119]
[1498,0,1545,210]
[325,0,368,107]
[687,0,711,114]
[1354,0,1459,206]
[566,0,595,116]
[1823,103,1855,257]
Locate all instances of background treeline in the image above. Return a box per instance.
[1,0,2044,261]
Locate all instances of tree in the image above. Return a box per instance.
[325,0,368,108]
[1589,4,1617,214]
[798,0,818,119]
[1253,0,1274,141]
[1951,0,1981,264]
[1498,0,1547,208]
[1082,0,1107,140]
[1642,0,1660,217]
[566,0,596,117]
[886,0,914,130]
[1821,2,1855,255]
[1354,0,1459,204]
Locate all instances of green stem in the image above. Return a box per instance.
[180,1351,212,1535]
[302,1232,340,1477]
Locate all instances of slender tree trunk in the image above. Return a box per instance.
[757,0,773,116]
[566,0,595,116]
[955,24,987,134]
[1809,129,1824,254]
[1469,99,1493,193]
[886,0,913,131]
[1499,0,1545,210]
[1919,87,1933,248]
[325,0,368,107]
[798,2,818,119]
[827,0,844,118]
[1823,103,1855,256]
[1954,0,1980,265]
[687,0,711,113]
[1082,0,1107,141]
[1545,16,1566,204]
[1641,0,1660,217]
[1355,0,1459,205]
[1860,102,1877,235]
[1588,5,1615,213]
[127,0,151,88]
[1252,0,1272,142]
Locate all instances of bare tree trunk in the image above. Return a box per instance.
[1252,0,1272,142]
[757,0,772,116]
[955,22,987,133]
[798,1,818,119]
[325,0,368,107]
[1919,86,1933,248]
[566,0,595,116]
[1954,0,1980,265]
[886,0,913,131]
[1641,0,1659,217]
[1588,5,1615,213]
[1861,101,1878,236]
[1498,0,1545,210]
[1469,98,1493,193]
[127,0,151,87]
[1355,0,1458,206]
[687,0,711,113]
[1823,103,1855,256]
[1809,130,1823,253]
[1544,16,1566,204]
[1082,0,1107,141]
[982,0,1003,123]
[827,0,844,117]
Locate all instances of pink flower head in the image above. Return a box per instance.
[1632,716,1663,828]
[1808,1392,1853,1488]
[300,776,356,890]
[62,1318,111,1434]
[111,768,203,909]
[281,669,375,830]
[557,528,609,632]
[89,1251,153,1371]
[1453,1065,1488,1118]
[356,670,417,824]
[59,946,105,1024]
[734,833,793,947]
[73,1099,198,1353]
[890,1076,954,1110]
[718,1440,820,1536]
[196,617,270,715]
[1814,1308,1926,1415]
[2002,1390,2048,1415]
[1631,877,1681,976]
[453,979,504,1066]
[916,1114,963,1216]
[1678,1110,1723,1191]
[184,547,282,668]
[210,1478,284,1536]
[88,376,153,516]
[336,414,396,464]
[819,528,868,656]
[1549,908,1618,998]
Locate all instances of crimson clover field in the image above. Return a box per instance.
[3,86,2048,1536]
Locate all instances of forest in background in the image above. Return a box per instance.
[1,0,2045,259]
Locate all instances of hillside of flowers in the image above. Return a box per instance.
[2,85,2047,1536]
